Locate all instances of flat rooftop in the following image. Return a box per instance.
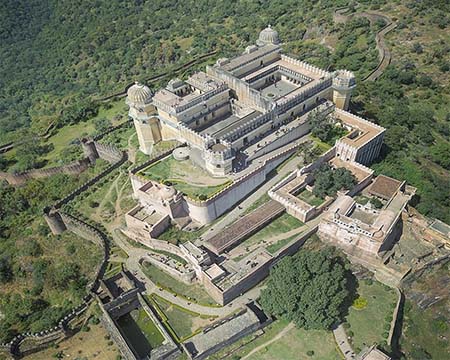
[220,44,281,73]
[184,308,260,357]
[205,200,284,255]
[335,109,385,148]
[204,110,261,140]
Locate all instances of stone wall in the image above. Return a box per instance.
[0,123,130,187]
[0,158,91,186]
[186,141,302,224]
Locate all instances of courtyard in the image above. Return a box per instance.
[139,155,232,200]
[296,188,325,207]
[116,308,164,358]
[344,280,397,353]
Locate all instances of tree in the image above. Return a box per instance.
[370,197,383,209]
[312,164,356,199]
[308,111,346,145]
[0,257,13,283]
[260,248,352,330]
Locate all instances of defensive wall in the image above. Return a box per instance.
[2,135,127,358]
[0,121,130,186]
[0,158,91,186]
[186,140,304,224]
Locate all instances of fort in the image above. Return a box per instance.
[33,25,425,360]
[120,25,418,312]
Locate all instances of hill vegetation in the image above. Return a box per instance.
[0,0,449,344]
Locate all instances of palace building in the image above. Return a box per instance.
[127,25,365,177]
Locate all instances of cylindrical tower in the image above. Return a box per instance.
[332,70,356,110]
[126,82,160,155]
[81,138,99,164]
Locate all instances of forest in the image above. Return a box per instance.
[0,0,449,344]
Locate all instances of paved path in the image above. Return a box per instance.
[241,322,295,359]
[333,324,356,360]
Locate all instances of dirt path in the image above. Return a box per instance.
[127,133,137,164]
[241,322,295,359]
[228,225,307,259]
[333,8,396,82]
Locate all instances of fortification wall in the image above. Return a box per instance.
[0,158,91,186]
[186,143,298,224]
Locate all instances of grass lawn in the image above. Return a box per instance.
[134,309,164,348]
[157,224,199,244]
[241,213,304,247]
[116,308,164,357]
[243,193,271,215]
[141,262,218,306]
[345,280,397,352]
[139,156,231,200]
[266,234,300,254]
[297,189,325,207]
[151,295,213,340]
[311,136,332,152]
[211,319,341,360]
[354,195,370,205]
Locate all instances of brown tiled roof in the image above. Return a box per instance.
[205,200,284,255]
[369,175,402,200]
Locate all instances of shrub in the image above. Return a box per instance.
[352,297,368,310]
[306,350,314,356]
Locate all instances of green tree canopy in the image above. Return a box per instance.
[260,248,353,330]
[308,111,347,145]
[312,164,356,199]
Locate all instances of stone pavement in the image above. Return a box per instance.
[333,324,356,360]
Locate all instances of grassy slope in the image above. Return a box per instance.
[345,281,397,352]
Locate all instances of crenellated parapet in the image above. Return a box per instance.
[281,54,331,78]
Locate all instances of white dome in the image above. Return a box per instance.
[127,82,152,105]
[256,25,280,46]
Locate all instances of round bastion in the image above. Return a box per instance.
[172,147,190,161]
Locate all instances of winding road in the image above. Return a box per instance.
[333,8,397,82]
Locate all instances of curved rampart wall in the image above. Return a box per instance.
[186,142,301,224]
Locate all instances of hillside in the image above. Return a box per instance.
[0,0,449,350]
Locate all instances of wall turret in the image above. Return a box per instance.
[332,70,356,110]
[81,138,99,164]
[43,207,67,235]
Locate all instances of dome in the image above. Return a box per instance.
[256,25,280,46]
[127,81,153,105]
[158,185,176,200]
